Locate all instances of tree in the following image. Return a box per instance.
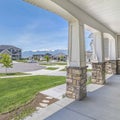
[0,54,13,74]
[60,55,64,61]
[44,55,50,62]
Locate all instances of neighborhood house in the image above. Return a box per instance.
[0,45,21,60]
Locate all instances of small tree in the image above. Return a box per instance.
[60,55,64,61]
[0,54,13,74]
[44,55,50,62]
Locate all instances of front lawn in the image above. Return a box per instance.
[87,69,92,72]
[46,67,58,70]
[0,72,28,76]
[40,62,67,66]
[87,76,92,85]
[0,75,65,113]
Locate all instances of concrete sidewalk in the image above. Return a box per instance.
[41,84,66,99]
[24,65,66,76]
[25,69,66,76]
[24,75,120,120]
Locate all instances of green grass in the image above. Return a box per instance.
[0,75,65,113]
[87,69,92,72]
[0,72,28,76]
[40,62,67,66]
[14,108,35,120]
[40,63,54,66]
[55,62,67,65]
[46,67,58,70]
[87,76,92,85]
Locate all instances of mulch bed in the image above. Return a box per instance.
[0,93,58,120]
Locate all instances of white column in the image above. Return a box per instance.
[92,32,105,84]
[116,36,119,59]
[109,38,116,60]
[68,20,86,67]
[92,31,105,62]
[104,38,109,60]
[67,20,87,100]
[117,35,120,59]
[103,33,116,60]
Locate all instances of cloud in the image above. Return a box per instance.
[13,21,68,51]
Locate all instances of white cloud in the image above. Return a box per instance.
[8,19,68,51]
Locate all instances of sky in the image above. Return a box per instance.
[0,0,91,51]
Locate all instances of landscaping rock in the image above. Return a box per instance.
[42,100,49,103]
[39,103,48,108]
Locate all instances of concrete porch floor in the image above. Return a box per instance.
[25,75,120,120]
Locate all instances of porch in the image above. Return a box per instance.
[23,0,120,119]
[24,75,120,120]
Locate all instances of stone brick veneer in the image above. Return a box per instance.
[116,60,120,74]
[66,66,87,100]
[92,62,105,85]
[105,60,116,74]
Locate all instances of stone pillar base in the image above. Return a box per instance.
[92,62,105,85]
[66,66,87,100]
[116,60,120,74]
[105,60,116,74]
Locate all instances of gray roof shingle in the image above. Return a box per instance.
[0,45,21,50]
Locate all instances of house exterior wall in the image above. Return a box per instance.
[0,47,21,60]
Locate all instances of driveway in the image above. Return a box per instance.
[0,62,45,73]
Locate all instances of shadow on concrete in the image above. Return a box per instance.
[44,75,120,120]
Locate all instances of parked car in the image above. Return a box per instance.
[27,60,37,63]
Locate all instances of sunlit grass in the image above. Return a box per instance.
[0,75,65,113]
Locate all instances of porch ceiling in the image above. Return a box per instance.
[24,0,120,35]
[24,0,76,22]
[70,0,120,34]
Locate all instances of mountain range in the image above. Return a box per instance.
[22,49,68,58]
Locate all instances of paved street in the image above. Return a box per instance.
[0,62,45,73]
[0,63,92,78]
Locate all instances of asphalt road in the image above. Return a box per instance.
[0,62,45,73]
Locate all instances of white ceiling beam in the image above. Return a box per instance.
[24,0,116,38]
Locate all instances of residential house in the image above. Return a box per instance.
[33,54,44,61]
[53,53,67,61]
[0,45,21,60]
[86,51,92,63]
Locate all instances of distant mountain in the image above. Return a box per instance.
[22,49,68,58]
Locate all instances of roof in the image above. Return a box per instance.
[25,0,118,36]
[45,53,52,56]
[0,49,11,55]
[86,51,92,53]
[54,53,67,57]
[0,45,21,50]
[33,54,44,56]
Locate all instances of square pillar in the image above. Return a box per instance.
[104,34,117,74]
[92,62,105,84]
[116,60,120,74]
[66,21,87,100]
[105,60,117,74]
[66,67,87,100]
[116,36,120,74]
[91,32,105,84]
